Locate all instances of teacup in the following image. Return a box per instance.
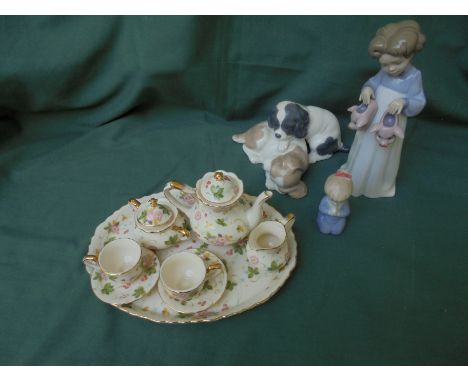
[83,238,143,284]
[160,251,221,301]
[246,213,295,271]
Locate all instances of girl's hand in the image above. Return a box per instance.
[387,98,405,115]
[359,87,374,105]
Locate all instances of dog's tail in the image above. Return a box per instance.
[232,133,246,143]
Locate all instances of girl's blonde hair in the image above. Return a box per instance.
[368,20,426,58]
[324,172,353,202]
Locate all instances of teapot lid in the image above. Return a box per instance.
[197,170,243,206]
[135,198,175,229]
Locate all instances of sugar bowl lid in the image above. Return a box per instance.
[129,198,175,230]
[196,170,243,206]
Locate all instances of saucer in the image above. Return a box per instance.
[89,247,160,305]
[157,250,227,314]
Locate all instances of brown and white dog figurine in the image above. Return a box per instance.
[233,120,309,198]
[233,101,348,198]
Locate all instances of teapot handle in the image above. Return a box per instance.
[163,181,196,216]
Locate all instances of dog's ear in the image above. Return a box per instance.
[295,105,310,138]
[282,103,309,139]
[267,107,279,129]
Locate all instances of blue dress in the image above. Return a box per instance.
[316,196,350,235]
[342,65,426,197]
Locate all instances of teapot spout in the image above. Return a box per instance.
[246,191,273,230]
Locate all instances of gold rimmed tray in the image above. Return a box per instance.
[84,192,297,324]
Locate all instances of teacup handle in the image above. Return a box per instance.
[82,254,99,269]
[207,263,222,272]
[279,213,295,232]
[171,225,192,238]
[163,181,196,216]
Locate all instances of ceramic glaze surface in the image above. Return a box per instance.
[87,248,160,305]
[99,238,141,274]
[137,200,174,227]
[129,197,191,249]
[158,251,228,314]
[85,192,297,323]
[198,171,242,205]
[163,171,272,246]
[160,252,206,292]
[133,213,191,250]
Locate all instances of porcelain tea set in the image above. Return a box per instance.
[83,170,295,316]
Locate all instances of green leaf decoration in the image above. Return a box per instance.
[109,275,118,281]
[226,280,237,291]
[177,312,194,318]
[104,223,112,233]
[138,210,147,222]
[182,219,191,231]
[132,286,146,298]
[164,235,179,246]
[210,185,224,200]
[195,242,209,254]
[216,218,227,226]
[247,266,259,279]
[203,280,213,290]
[93,272,102,282]
[204,232,216,240]
[159,204,171,215]
[103,237,117,246]
[145,266,156,275]
[101,283,114,295]
[267,261,281,272]
[233,240,246,255]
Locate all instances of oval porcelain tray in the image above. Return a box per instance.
[85,191,297,324]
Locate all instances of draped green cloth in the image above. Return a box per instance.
[0,16,467,365]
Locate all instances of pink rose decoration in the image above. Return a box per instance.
[147,209,163,224]
[249,255,259,265]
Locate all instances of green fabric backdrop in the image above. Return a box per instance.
[0,16,467,365]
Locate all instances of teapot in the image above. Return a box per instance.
[128,197,191,249]
[163,170,272,246]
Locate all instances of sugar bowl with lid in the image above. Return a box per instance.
[128,197,191,249]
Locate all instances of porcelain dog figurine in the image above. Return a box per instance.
[233,120,309,198]
[232,101,348,198]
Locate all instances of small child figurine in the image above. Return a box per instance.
[316,171,353,235]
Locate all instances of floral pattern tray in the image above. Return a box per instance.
[85,191,297,323]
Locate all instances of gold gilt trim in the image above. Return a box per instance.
[88,192,297,324]
[111,239,297,324]
[154,254,228,315]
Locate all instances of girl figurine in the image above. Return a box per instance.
[342,20,426,198]
[317,171,353,235]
